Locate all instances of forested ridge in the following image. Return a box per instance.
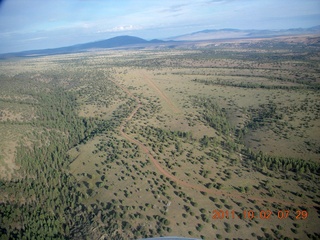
[0,88,87,239]
[0,84,118,239]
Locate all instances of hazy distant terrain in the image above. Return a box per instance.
[1,25,320,58]
[0,35,319,239]
[169,25,320,41]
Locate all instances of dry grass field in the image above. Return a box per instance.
[0,37,319,239]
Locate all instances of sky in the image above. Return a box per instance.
[0,0,319,53]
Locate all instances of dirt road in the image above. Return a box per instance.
[140,71,181,114]
[113,78,319,208]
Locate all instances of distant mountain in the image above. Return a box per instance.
[169,25,320,41]
[75,35,148,49]
[1,26,319,58]
[149,39,165,43]
[0,36,163,58]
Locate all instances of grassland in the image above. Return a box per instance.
[0,37,319,239]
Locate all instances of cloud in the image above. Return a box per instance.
[158,4,188,13]
[111,25,142,32]
[97,25,143,33]
[23,36,48,42]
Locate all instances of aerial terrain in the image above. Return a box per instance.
[0,33,320,240]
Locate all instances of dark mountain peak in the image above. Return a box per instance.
[101,35,147,43]
[0,35,153,58]
[149,39,164,43]
[78,35,148,49]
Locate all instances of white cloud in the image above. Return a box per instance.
[112,25,142,31]
[97,25,142,33]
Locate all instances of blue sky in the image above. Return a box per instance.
[0,0,319,53]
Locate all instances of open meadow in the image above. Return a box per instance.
[0,37,319,239]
